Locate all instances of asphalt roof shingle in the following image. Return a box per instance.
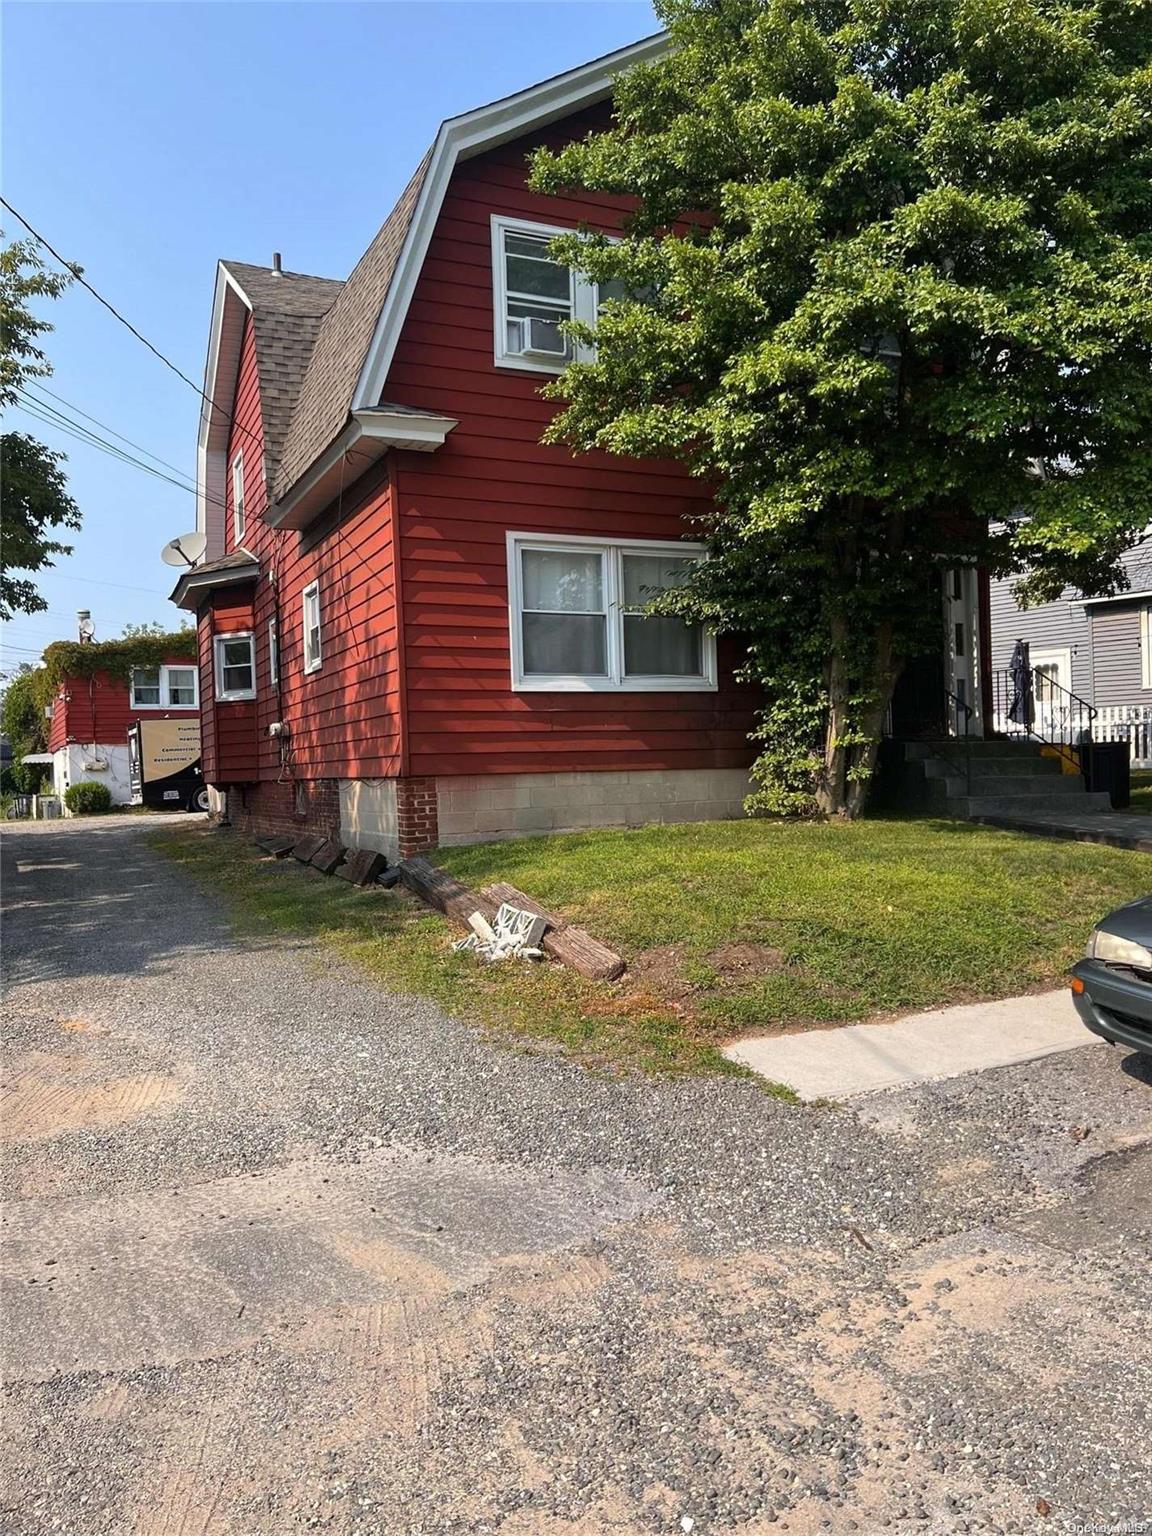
[271,151,432,500]
[218,261,344,486]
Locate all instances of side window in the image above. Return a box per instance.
[232,451,246,544]
[302,583,322,674]
[131,667,161,707]
[214,633,256,700]
[499,226,574,364]
[165,666,198,706]
[268,617,279,688]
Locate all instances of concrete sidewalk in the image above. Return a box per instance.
[725,988,1099,1100]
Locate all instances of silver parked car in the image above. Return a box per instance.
[1072,896,1152,1059]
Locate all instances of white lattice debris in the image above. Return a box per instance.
[452,902,549,963]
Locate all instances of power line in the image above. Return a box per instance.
[27,382,198,485]
[1,196,262,456]
[13,393,231,512]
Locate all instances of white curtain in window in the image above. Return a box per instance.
[521,549,606,675]
[621,554,702,677]
[166,667,197,705]
[132,668,161,705]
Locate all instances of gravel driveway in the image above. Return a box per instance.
[3,814,1151,1535]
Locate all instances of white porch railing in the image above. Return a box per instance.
[1094,704,1152,767]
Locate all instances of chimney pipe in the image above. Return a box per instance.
[271,252,282,275]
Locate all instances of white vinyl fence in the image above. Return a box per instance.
[1094,705,1152,768]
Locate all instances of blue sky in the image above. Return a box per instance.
[1,0,656,671]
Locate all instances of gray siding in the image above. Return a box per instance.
[1088,603,1152,707]
[989,542,1152,706]
[988,575,1093,697]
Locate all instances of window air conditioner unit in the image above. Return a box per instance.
[508,315,568,359]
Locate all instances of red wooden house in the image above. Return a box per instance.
[171,37,769,858]
[45,652,199,807]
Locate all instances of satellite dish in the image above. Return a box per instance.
[161,530,208,568]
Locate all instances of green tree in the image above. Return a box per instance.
[1,662,49,794]
[1,236,80,619]
[530,0,1152,816]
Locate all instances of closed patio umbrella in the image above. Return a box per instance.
[1008,638,1033,728]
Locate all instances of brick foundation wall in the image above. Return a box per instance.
[395,776,439,858]
[222,778,342,842]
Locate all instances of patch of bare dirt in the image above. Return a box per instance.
[0,1051,186,1143]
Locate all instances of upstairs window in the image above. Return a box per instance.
[232,451,246,543]
[302,582,322,674]
[507,534,714,692]
[492,216,630,373]
[214,633,256,701]
[131,664,199,709]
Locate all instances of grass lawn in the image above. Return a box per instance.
[1129,772,1152,814]
[152,816,1149,1080]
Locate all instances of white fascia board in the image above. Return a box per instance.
[196,264,253,540]
[354,408,457,450]
[1081,588,1152,609]
[266,409,458,531]
[350,32,667,415]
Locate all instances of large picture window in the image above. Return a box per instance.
[507,534,714,692]
[213,633,256,701]
[491,216,624,373]
[131,664,199,709]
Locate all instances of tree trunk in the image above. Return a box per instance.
[819,615,902,821]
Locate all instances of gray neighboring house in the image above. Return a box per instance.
[989,540,1152,765]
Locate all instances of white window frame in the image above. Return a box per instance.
[1142,606,1152,689]
[213,631,256,702]
[302,582,322,674]
[506,532,716,693]
[130,663,200,710]
[268,616,279,688]
[492,215,615,375]
[231,450,246,544]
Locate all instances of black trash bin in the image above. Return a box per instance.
[1085,740,1131,809]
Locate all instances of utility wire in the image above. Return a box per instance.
[27,382,200,485]
[13,393,231,512]
[1,196,263,453]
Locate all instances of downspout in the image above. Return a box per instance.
[389,451,413,780]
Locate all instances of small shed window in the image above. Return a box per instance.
[214,633,256,701]
[302,582,322,674]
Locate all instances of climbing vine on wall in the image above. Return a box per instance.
[29,632,198,711]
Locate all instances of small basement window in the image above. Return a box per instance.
[302,582,322,674]
[214,633,256,701]
[131,664,200,709]
[507,534,715,692]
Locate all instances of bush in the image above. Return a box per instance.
[64,780,113,815]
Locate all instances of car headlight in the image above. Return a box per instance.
[1086,929,1152,968]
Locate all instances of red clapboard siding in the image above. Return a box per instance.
[48,659,199,753]
[202,313,404,786]
[382,115,758,779]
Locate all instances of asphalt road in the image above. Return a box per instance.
[3,814,1151,1535]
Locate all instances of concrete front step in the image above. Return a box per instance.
[922,754,1062,779]
[950,790,1113,817]
[955,773,1091,798]
[903,738,1051,760]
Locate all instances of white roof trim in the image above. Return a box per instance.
[195,263,253,541]
[351,32,666,414]
[266,410,458,531]
[1081,588,1152,609]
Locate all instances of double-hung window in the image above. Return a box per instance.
[268,617,280,688]
[131,664,199,709]
[302,582,322,673]
[232,451,246,544]
[507,534,714,691]
[214,633,256,701]
[493,216,631,372]
[1142,605,1152,690]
